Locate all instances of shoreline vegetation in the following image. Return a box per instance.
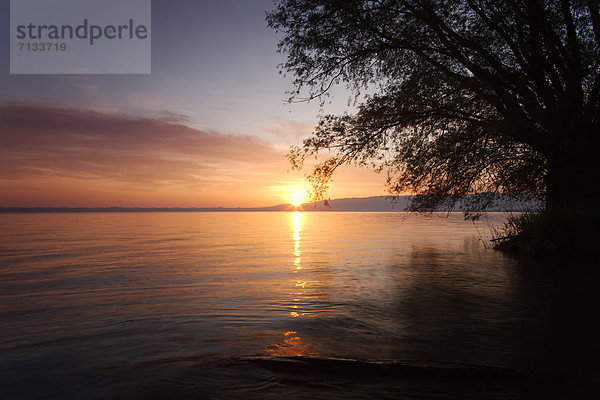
[492,207,600,260]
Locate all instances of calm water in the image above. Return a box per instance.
[1,212,599,399]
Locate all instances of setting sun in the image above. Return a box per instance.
[290,192,305,207]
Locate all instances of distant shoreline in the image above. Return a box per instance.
[0,208,531,213]
[0,195,542,213]
[0,207,299,213]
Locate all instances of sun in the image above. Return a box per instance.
[290,191,305,207]
[283,184,308,208]
[291,196,303,207]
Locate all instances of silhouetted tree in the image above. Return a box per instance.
[267,0,600,212]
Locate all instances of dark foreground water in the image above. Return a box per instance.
[1,212,599,399]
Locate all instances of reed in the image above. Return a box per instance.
[493,207,600,259]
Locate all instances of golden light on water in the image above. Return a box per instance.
[293,211,301,228]
[263,211,313,357]
[293,211,301,266]
[266,331,311,357]
[291,212,304,313]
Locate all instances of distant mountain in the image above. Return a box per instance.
[0,194,541,213]
[300,196,411,211]
[299,194,542,212]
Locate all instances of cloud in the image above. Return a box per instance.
[0,103,283,188]
[265,120,314,140]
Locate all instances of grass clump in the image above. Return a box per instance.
[493,207,600,259]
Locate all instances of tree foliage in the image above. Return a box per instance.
[267,0,600,212]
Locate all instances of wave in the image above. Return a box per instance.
[134,355,576,400]
[239,355,527,380]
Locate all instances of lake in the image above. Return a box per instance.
[1,212,598,399]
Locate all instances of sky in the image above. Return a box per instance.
[0,0,386,207]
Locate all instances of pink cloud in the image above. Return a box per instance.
[0,103,282,188]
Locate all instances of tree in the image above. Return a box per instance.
[267,0,600,213]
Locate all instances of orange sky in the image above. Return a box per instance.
[0,1,393,208]
[0,104,386,207]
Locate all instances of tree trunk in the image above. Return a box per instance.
[545,135,598,209]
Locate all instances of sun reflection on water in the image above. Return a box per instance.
[265,331,311,357]
[293,212,302,272]
[266,212,314,356]
[291,212,304,317]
